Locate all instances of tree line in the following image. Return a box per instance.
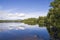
[0,20,21,23]
[0,0,60,39]
[21,0,60,39]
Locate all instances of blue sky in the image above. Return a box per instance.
[0,0,52,20]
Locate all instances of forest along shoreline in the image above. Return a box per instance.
[0,0,60,40]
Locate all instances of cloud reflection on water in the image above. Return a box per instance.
[0,23,39,31]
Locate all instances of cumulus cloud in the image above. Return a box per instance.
[0,11,25,20]
[8,13,25,17]
[0,10,48,20]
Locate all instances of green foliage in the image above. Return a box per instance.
[21,16,46,26]
[21,18,37,25]
[47,0,60,27]
[47,0,60,38]
[0,20,21,23]
[37,16,45,26]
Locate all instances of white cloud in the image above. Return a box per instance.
[7,13,25,17]
[0,11,25,20]
[0,10,48,20]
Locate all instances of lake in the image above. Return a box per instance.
[0,23,50,40]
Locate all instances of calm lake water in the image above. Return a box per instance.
[0,23,50,40]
